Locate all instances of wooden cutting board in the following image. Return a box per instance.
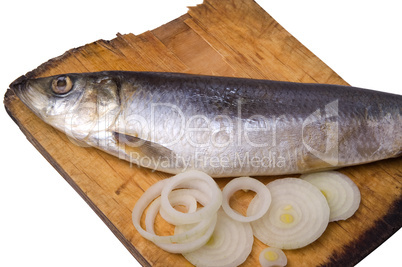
[4,0,401,266]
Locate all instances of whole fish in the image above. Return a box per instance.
[10,71,401,177]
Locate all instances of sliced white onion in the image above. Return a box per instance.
[158,189,199,225]
[144,189,217,253]
[181,209,254,267]
[259,247,287,267]
[145,189,198,228]
[161,170,222,225]
[132,179,216,245]
[249,178,330,249]
[300,171,361,222]
[222,177,271,222]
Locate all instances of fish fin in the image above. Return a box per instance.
[297,153,335,172]
[113,132,175,161]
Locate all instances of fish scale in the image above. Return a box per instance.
[10,71,401,177]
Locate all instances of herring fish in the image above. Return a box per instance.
[10,71,401,177]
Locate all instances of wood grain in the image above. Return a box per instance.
[4,0,401,266]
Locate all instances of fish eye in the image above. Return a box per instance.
[52,75,73,94]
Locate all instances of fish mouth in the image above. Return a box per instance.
[9,75,29,97]
[8,74,47,119]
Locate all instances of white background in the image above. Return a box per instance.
[0,0,400,266]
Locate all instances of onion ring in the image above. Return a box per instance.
[144,189,217,253]
[259,247,287,267]
[132,179,216,244]
[222,177,271,222]
[301,171,361,222]
[182,209,254,267]
[249,178,330,249]
[161,170,222,224]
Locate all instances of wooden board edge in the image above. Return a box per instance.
[3,89,152,267]
[328,197,402,266]
[3,1,402,263]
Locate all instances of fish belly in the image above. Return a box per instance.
[112,72,401,177]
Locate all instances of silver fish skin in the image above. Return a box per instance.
[10,71,401,177]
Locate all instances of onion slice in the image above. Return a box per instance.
[222,177,271,222]
[145,189,198,230]
[249,178,330,249]
[144,189,217,253]
[161,170,222,225]
[259,247,287,267]
[300,171,361,222]
[132,179,216,245]
[158,189,199,225]
[181,209,254,267]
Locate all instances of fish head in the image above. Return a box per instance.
[10,74,87,119]
[10,73,121,142]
